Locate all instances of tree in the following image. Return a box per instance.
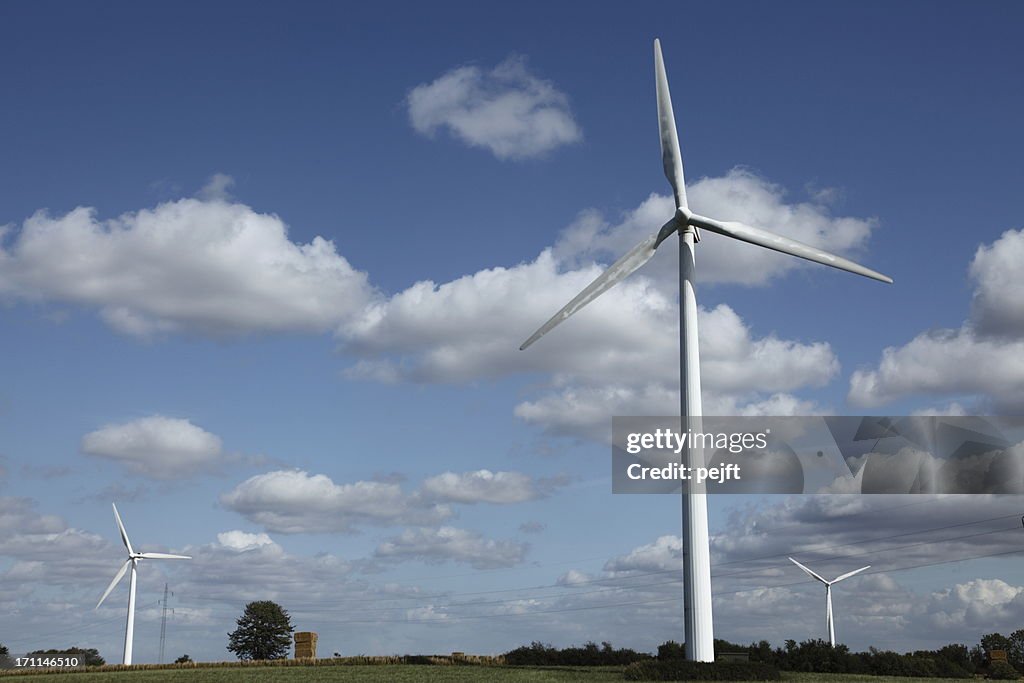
[226,601,294,661]
[0,643,11,668]
[174,654,192,664]
[1008,629,1024,671]
[27,648,104,666]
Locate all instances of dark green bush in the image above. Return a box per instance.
[26,647,105,666]
[623,660,780,681]
[657,641,686,660]
[504,641,649,666]
[988,660,1020,680]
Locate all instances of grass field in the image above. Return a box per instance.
[0,666,988,682]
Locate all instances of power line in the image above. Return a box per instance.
[175,524,1024,622]
[212,543,1024,627]
[3,599,162,651]
[179,511,1023,610]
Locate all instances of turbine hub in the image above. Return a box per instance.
[675,206,692,224]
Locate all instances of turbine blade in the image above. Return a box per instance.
[688,213,893,284]
[832,565,871,583]
[654,39,687,210]
[96,560,130,610]
[789,557,829,584]
[520,233,659,350]
[137,552,192,560]
[112,503,134,556]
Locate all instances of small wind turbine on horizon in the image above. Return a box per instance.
[520,39,892,661]
[789,557,870,647]
[96,503,191,665]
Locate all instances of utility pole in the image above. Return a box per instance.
[158,583,173,664]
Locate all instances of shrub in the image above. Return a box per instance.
[657,641,686,661]
[503,641,649,666]
[26,647,105,666]
[623,660,780,681]
[988,660,1020,680]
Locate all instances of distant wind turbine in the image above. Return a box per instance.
[520,39,892,661]
[96,503,191,665]
[789,557,870,647]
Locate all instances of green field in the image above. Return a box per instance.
[0,667,987,683]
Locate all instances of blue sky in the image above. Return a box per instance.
[2,0,1023,663]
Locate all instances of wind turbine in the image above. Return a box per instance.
[96,503,191,665]
[520,39,892,662]
[789,557,870,647]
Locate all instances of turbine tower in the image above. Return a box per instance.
[789,557,870,647]
[520,40,892,661]
[96,503,191,665]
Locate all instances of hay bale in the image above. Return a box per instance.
[294,631,318,659]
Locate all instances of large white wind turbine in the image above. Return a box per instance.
[789,557,870,647]
[96,503,191,665]
[520,40,892,661]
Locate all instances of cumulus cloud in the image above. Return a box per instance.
[375,526,528,569]
[850,228,1024,411]
[81,416,224,479]
[339,169,879,437]
[0,189,375,338]
[925,578,1024,632]
[197,173,235,201]
[0,497,114,594]
[969,229,1024,338]
[557,170,877,287]
[220,470,452,534]
[407,56,582,160]
[216,530,279,552]
[222,468,564,534]
[560,495,1024,648]
[603,535,681,574]
[420,469,566,504]
[0,168,870,440]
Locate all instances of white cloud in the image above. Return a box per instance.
[0,497,114,593]
[222,468,563,535]
[420,469,564,504]
[850,228,1024,411]
[555,170,877,288]
[1,169,868,440]
[926,578,1024,632]
[216,530,279,552]
[500,302,835,438]
[375,526,528,569]
[0,193,375,338]
[407,56,582,160]
[81,416,224,479]
[604,535,682,574]
[969,229,1024,338]
[849,329,1024,410]
[197,172,234,201]
[339,169,879,438]
[220,470,452,534]
[556,569,592,586]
